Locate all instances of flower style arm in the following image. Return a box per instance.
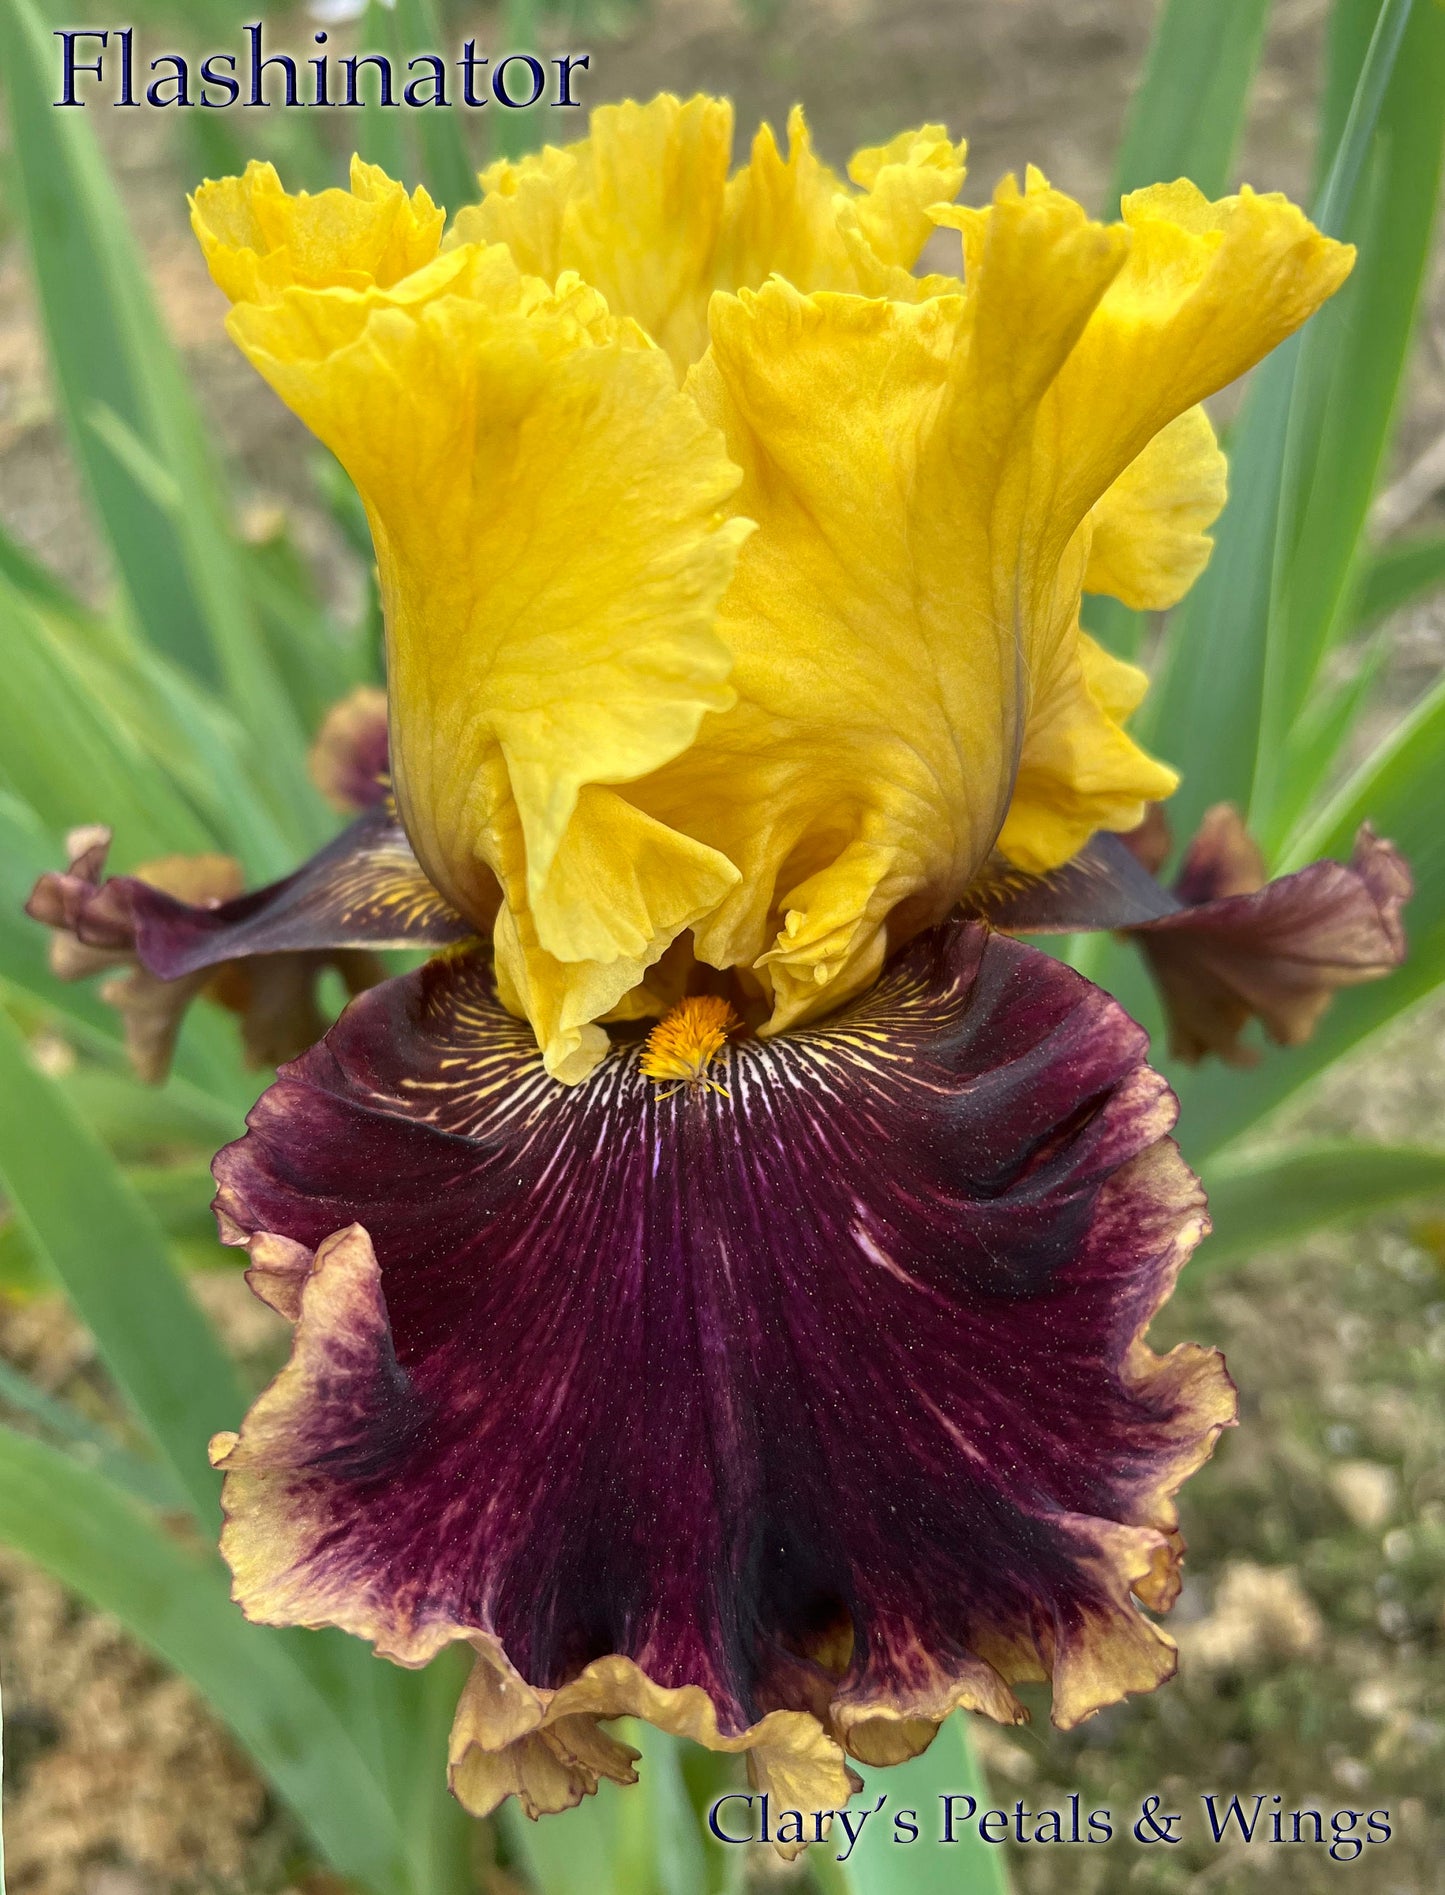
[86,805,473,978]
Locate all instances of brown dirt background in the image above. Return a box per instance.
[1,1,1443,1891]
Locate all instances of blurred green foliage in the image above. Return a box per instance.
[0,0,1443,1890]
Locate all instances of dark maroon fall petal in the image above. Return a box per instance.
[1126,810,1411,1065]
[21,683,455,1079]
[26,831,239,1081]
[22,820,460,1081]
[125,805,475,975]
[209,919,1231,1819]
[27,809,473,983]
[24,824,144,957]
[972,806,1411,1067]
[1167,801,1264,905]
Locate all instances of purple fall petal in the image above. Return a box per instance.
[209,919,1231,1816]
[28,810,472,983]
[1129,809,1411,1065]
[966,832,1178,933]
[109,806,472,977]
[972,806,1410,1066]
[22,815,468,1081]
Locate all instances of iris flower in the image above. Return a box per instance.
[29,96,1411,1834]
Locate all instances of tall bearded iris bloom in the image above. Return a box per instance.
[30,95,1411,1835]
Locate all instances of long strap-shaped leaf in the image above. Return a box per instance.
[0,1354,183,1509]
[354,0,413,179]
[493,0,549,162]
[0,5,211,685]
[393,0,481,205]
[0,1003,245,1527]
[1198,1140,1445,1264]
[1254,0,1445,846]
[1120,0,1445,1170]
[0,581,217,861]
[831,1714,1011,1895]
[1107,0,1273,207]
[1352,532,1445,626]
[1083,0,1274,670]
[0,1424,411,1892]
[0,0,324,875]
[1139,0,1417,845]
[0,966,471,1887]
[501,1722,712,1895]
[1134,360,1294,836]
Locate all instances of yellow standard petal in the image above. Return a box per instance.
[1020,173,1352,567]
[935,167,1351,871]
[627,165,1348,1024]
[997,630,1179,869]
[1085,405,1228,611]
[194,145,1351,1067]
[455,95,734,375]
[190,154,444,302]
[839,123,971,290]
[715,108,966,311]
[450,94,966,373]
[199,172,749,1081]
[639,248,1126,1035]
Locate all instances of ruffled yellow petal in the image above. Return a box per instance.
[662,288,974,1031]
[716,108,966,313]
[1034,173,1351,556]
[203,210,747,1081]
[707,107,849,320]
[194,141,1351,1066]
[1086,406,1228,610]
[639,258,1126,1036]
[999,630,1179,872]
[190,154,443,303]
[450,95,966,373]
[840,123,969,291]
[492,789,739,1085]
[924,168,1350,867]
[934,170,1350,560]
[452,141,579,284]
[454,95,734,375]
[633,168,1344,1004]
